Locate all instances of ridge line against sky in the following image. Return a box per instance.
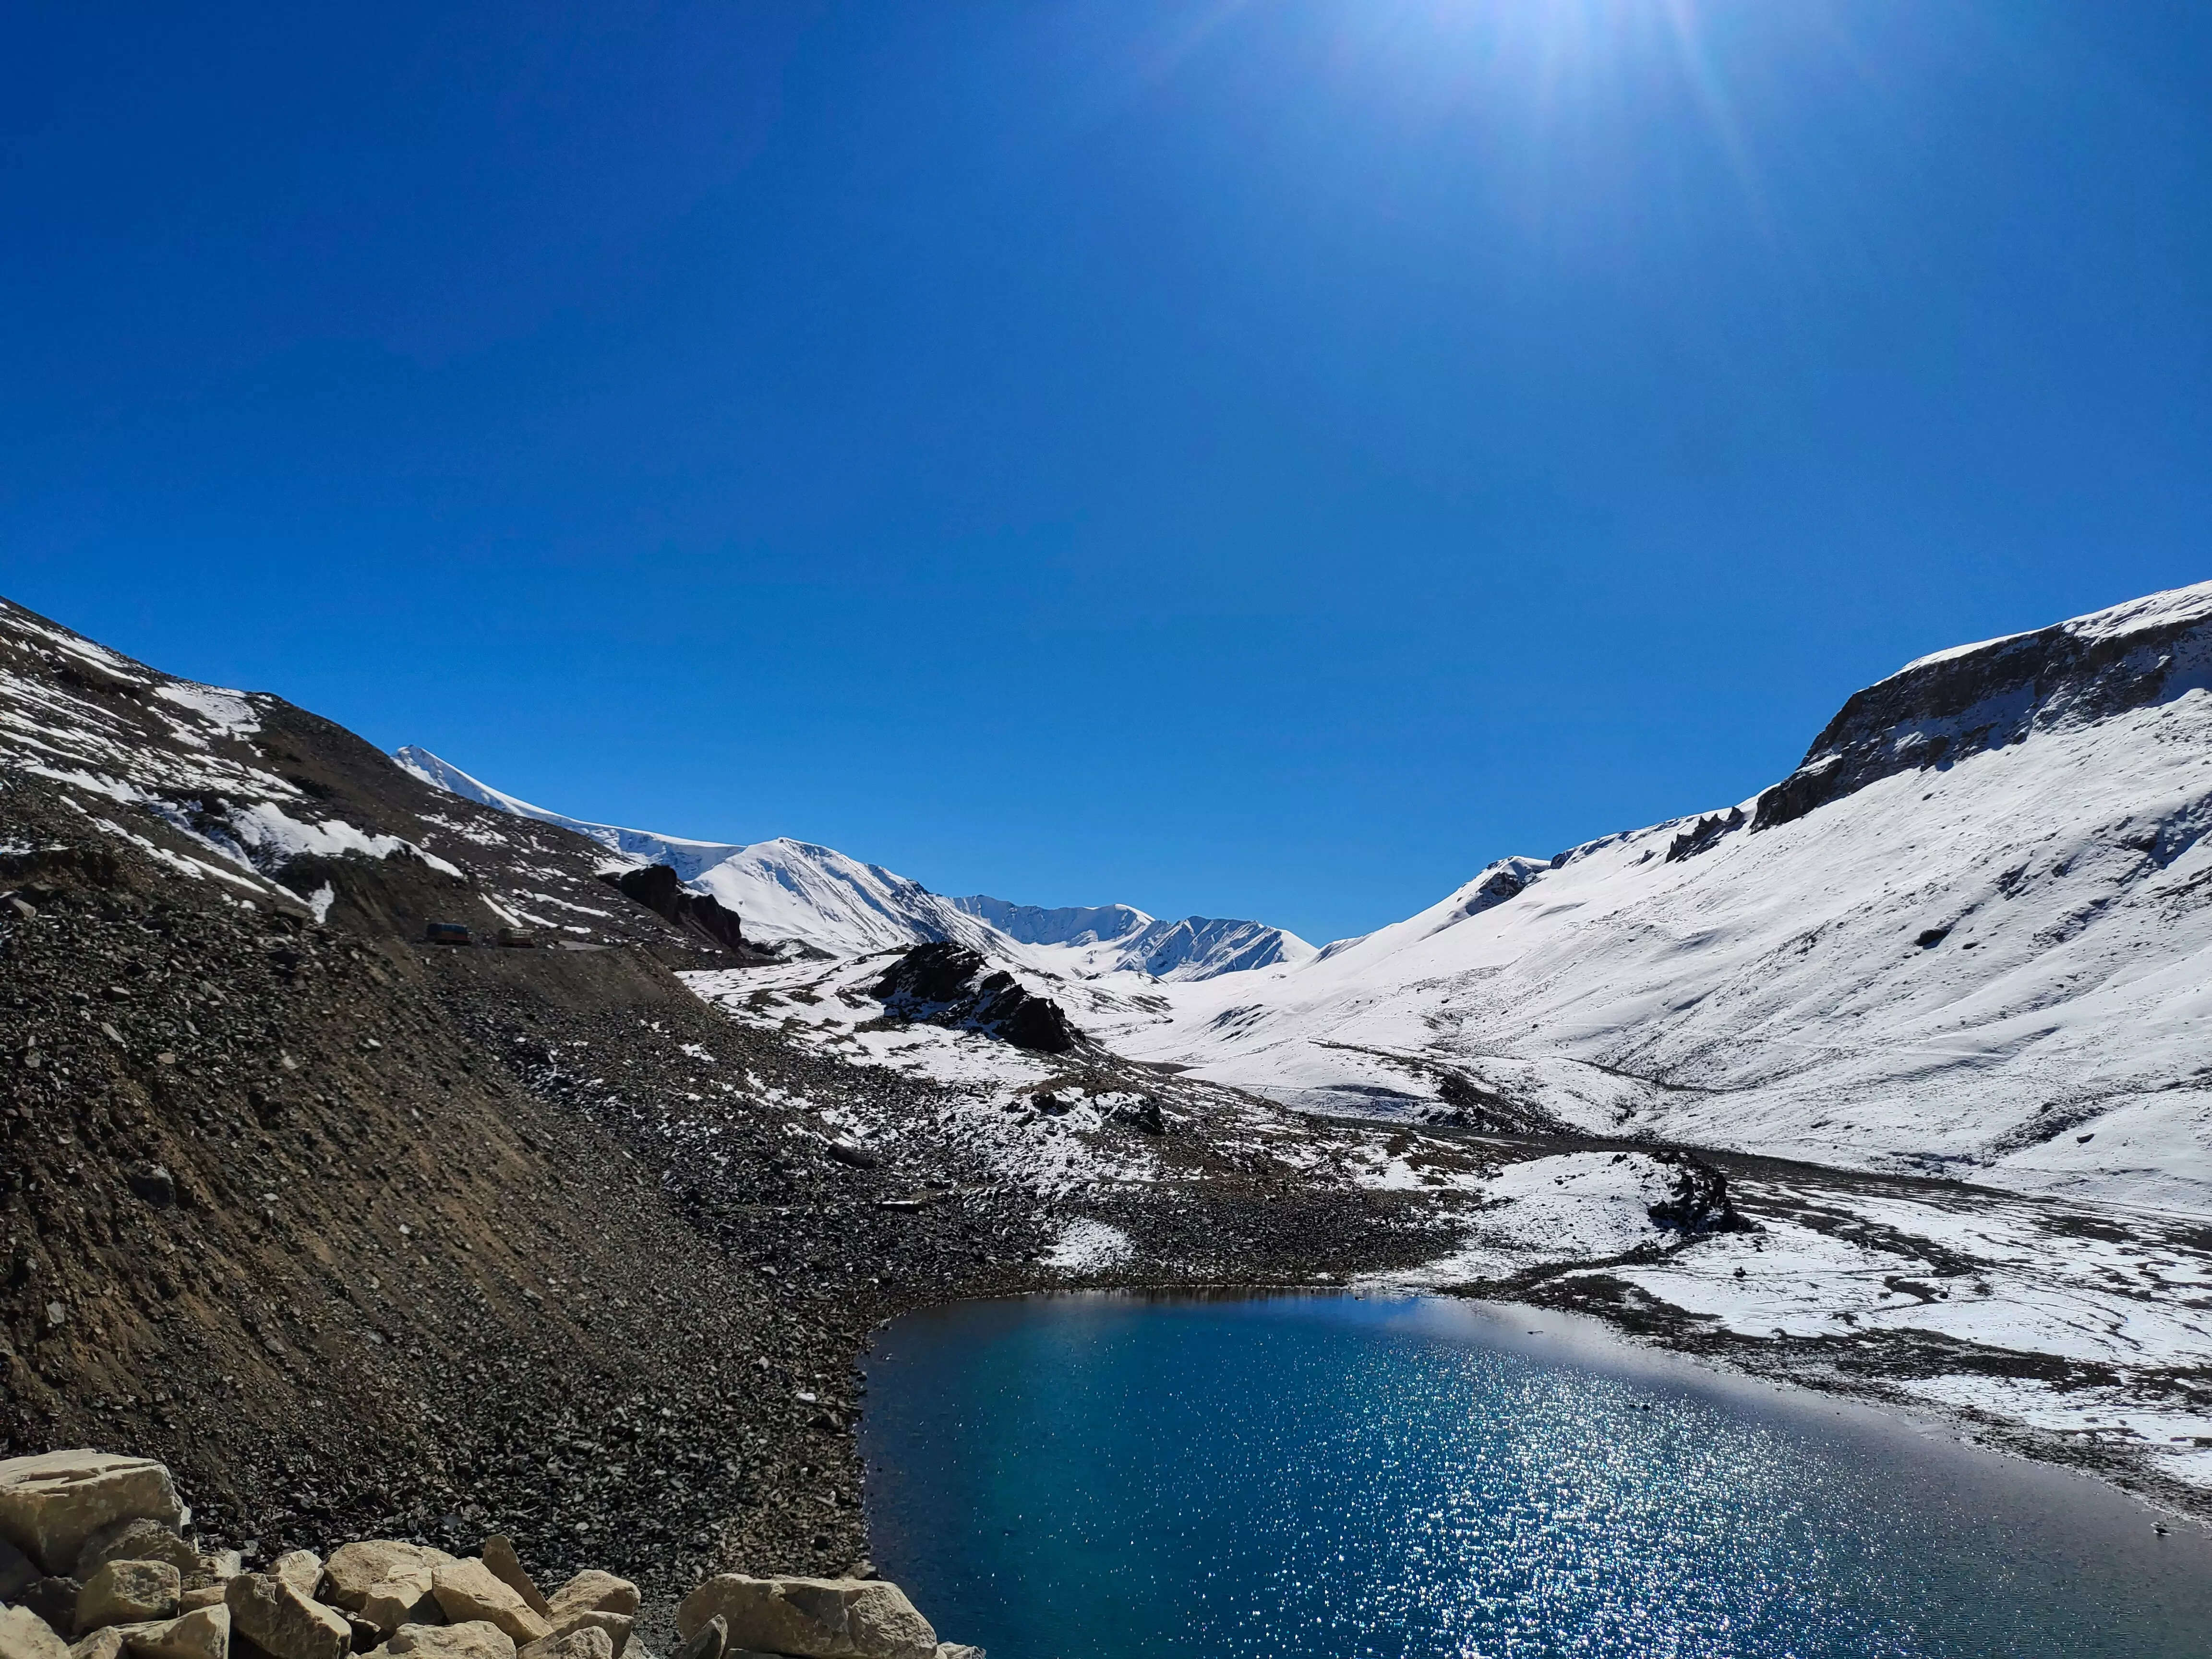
[6,2,2212,939]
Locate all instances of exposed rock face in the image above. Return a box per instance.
[871,944,1077,1054]
[267,1553,322,1601]
[1755,582,2212,830]
[599,866,745,955]
[533,1612,628,1656]
[355,1574,442,1637]
[675,1575,937,1659]
[511,1628,609,1659]
[0,1453,185,1577]
[16,1579,78,1635]
[1663,806,1744,863]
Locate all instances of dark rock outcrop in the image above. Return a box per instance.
[598,865,745,954]
[1644,1152,1748,1236]
[1663,807,1744,863]
[870,944,1079,1055]
[1754,593,2212,831]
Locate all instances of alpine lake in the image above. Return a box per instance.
[858,1292,2212,1659]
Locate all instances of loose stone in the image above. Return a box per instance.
[74,1563,180,1635]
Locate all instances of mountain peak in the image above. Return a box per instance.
[399,747,1310,979]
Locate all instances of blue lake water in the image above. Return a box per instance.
[859,1292,2212,1659]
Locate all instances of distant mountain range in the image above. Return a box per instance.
[398,581,2212,1210]
[393,746,1317,981]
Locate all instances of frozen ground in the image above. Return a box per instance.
[684,950,2212,1512]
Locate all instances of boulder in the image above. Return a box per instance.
[125,1606,229,1659]
[76,1563,180,1635]
[0,1608,71,1659]
[513,1630,607,1659]
[224,1574,349,1659]
[323,1547,451,1614]
[191,1556,242,1594]
[675,1578,937,1659]
[77,1527,195,1585]
[356,1574,441,1637]
[541,1579,636,1625]
[174,1595,225,1617]
[266,1555,322,1603]
[0,1538,39,1602]
[0,1455,184,1576]
[662,1621,720,1659]
[534,1614,625,1657]
[385,1621,516,1659]
[64,1632,123,1659]
[428,1565,547,1647]
[475,1547,545,1623]
[934,1649,985,1659]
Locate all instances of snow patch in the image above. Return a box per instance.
[1043,1219,1134,1272]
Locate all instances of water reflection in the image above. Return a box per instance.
[860,1293,2212,1659]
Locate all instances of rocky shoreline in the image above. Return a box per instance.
[0,1451,980,1659]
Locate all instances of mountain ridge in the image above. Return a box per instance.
[395,746,1315,981]
[1101,579,2212,1212]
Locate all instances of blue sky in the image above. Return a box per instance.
[6,1,2210,943]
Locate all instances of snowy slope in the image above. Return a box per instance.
[1108,581,2212,1212]
[949,894,1316,980]
[394,746,745,879]
[398,747,1311,974]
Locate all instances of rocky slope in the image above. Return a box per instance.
[0,599,1459,1595]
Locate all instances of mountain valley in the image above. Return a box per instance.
[3,583,2211,1583]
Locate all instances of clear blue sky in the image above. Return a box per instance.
[6,2,2210,943]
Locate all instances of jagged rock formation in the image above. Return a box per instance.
[596,867,747,956]
[1755,581,2212,829]
[870,945,1078,1055]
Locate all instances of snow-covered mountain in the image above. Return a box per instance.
[1101,581,2212,1212]
[396,747,1313,978]
[395,746,746,880]
[947,895,1316,978]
